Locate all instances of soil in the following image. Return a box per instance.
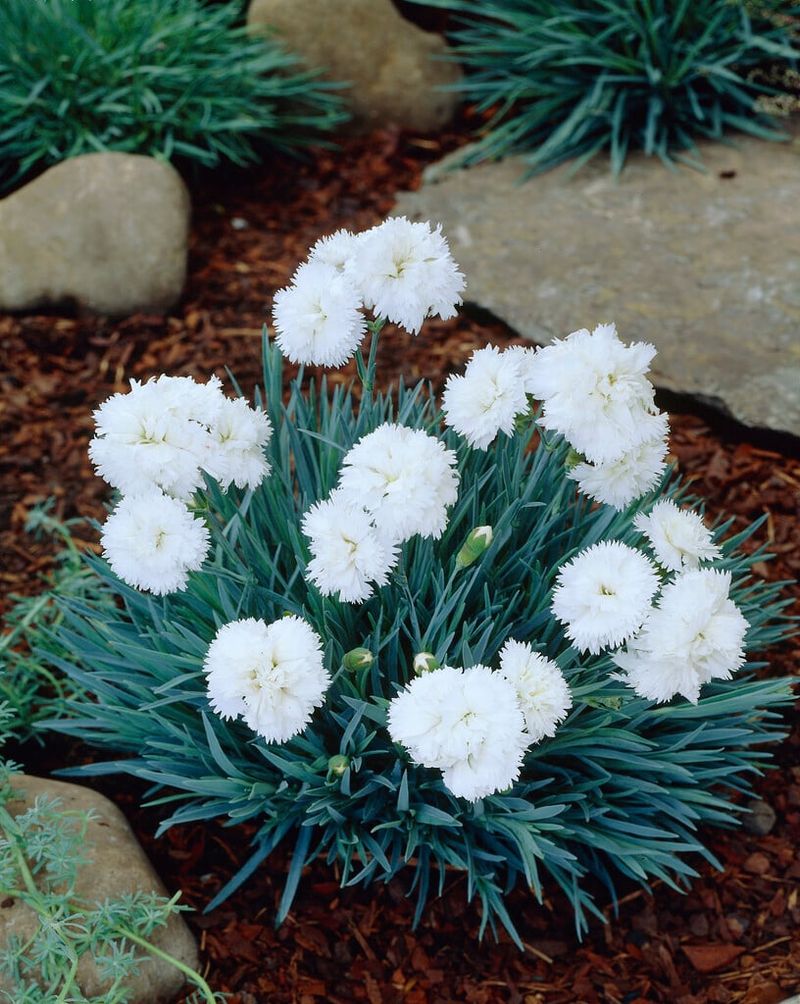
[1,116,798,1003]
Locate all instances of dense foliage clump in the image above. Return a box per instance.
[416,0,798,172]
[0,0,346,193]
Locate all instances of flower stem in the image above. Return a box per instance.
[355,317,386,402]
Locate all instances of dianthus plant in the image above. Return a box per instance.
[49,219,794,942]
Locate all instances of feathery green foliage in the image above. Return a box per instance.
[416,0,798,173]
[0,705,218,1002]
[0,0,347,193]
[41,335,795,943]
[0,504,111,742]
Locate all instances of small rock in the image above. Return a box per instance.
[743,851,772,876]
[247,0,462,132]
[0,153,190,316]
[743,798,777,836]
[231,217,250,230]
[0,775,198,1003]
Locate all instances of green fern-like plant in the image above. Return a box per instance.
[0,705,218,1002]
[41,332,795,944]
[0,0,347,193]
[414,0,798,173]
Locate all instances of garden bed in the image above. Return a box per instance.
[1,122,798,1003]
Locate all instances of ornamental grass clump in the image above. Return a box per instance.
[416,0,799,173]
[0,0,346,193]
[49,220,794,942]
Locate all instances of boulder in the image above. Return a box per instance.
[0,774,198,1003]
[394,129,800,438]
[0,153,190,316]
[247,0,461,132]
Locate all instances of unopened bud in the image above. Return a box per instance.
[413,651,440,675]
[343,647,373,671]
[455,525,493,569]
[564,447,585,471]
[328,754,350,776]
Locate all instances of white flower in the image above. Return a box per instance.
[526,323,664,464]
[308,229,363,272]
[569,428,669,510]
[348,217,464,335]
[101,489,209,595]
[337,423,459,543]
[498,640,572,742]
[204,616,330,742]
[387,664,528,801]
[90,375,272,499]
[614,569,748,704]
[442,345,530,450]
[552,541,659,655]
[89,375,222,500]
[302,491,399,603]
[634,499,721,571]
[203,396,272,491]
[503,345,539,394]
[272,261,367,367]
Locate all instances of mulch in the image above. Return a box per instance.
[1,117,799,1003]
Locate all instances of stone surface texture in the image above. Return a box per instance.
[0,774,198,1003]
[0,153,190,316]
[247,0,461,132]
[394,132,800,437]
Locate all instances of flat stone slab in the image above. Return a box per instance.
[394,131,800,438]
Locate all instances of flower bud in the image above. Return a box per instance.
[413,651,440,675]
[455,525,493,569]
[343,647,373,671]
[564,447,585,471]
[328,754,350,776]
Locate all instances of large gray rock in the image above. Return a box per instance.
[0,774,198,1003]
[248,0,461,132]
[394,132,800,438]
[0,153,190,316]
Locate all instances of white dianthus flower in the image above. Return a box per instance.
[634,499,721,572]
[614,569,748,704]
[527,323,664,464]
[302,491,399,603]
[569,429,669,510]
[338,423,459,543]
[90,375,223,500]
[498,640,572,742]
[348,217,465,335]
[552,541,659,655]
[442,345,530,450]
[203,396,272,491]
[272,261,367,367]
[101,489,209,595]
[503,345,539,395]
[308,229,363,273]
[387,664,528,801]
[91,375,273,499]
[204,616,330,742]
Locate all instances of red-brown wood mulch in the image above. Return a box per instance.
[1,119,798,1003]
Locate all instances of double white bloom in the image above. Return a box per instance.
[551,520,746,705]
[92,375,272,595]
[302,423,459,603]
[388,641,572,801]
[527,323,670,510]
[441,344,535,450]
[204,616,330,743]
[272,217,465,366]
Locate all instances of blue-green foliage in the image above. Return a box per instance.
[0,0,347,193]
[415,0,798,173]
[46,339,795,942]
